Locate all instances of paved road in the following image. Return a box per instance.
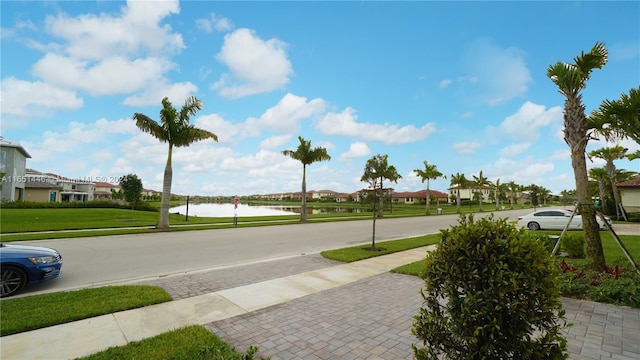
[15,209,531,297]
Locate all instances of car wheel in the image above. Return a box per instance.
[527,222,541,231]
[1,266,27,298]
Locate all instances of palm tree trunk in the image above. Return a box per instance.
[301,164,307,222]
[157,144,173,229]
[572,148,606,270]
[456,189,461,213]
[605,161,622,218]
[425,180,430,215]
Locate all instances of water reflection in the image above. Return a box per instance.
[170,203,298,217]
[169,203,365,217]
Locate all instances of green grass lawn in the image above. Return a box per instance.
[0,286,171,336]
[77,325,266,360]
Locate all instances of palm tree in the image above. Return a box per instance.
[472,170,489,212]
[547,41,607,270]
[449,172,467,214]
[591,87,640,144]
[589,145,628,218]
[627,150,640,161]
[588,166,609,208]
[361,154,402,249]
[539,186,552,206]
[134,96,218,229]
[414,161,446,215]
[506,181,519,209]
[492,178,502,210]
[282,136,331,222]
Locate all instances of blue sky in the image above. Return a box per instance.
[1,1,639,197]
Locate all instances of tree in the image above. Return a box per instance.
[360,154,402,250]
[527,184,541,209]
[506,181,519,209]
[412,215,568,359]
[472,170,489,212]
[449,172,468,214]
[627,150,640,161]
[414,161,445,215]
[119,174,143,209]
[134,96,218,229]
[588,146,628,218]
[588,167,609,208]
[539,186,552,206]
[547,42,607,271]
[591,87,640,144]
[281,136,331,222]
[560,189,576,206]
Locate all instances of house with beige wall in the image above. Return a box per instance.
[618,176,640,213]
[447,185,494,204]
[0,137,31,202]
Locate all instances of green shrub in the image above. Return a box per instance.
[412,215,568,359]
[558,259,640,308]
[562,234,585,258]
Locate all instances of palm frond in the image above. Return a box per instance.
[173,127,218,147]
[179,96,204,124]
[133,113,169,142]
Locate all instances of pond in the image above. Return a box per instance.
[169,203,366,217]
[169,203,298,217]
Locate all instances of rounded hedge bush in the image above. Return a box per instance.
[412,215,568,359]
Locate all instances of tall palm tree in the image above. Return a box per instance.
[134,96,218,229]
[282,136,331,222]
[591,87,640,144]
[547,41,608,271]
[472,170,489,212]
[588,166,609,207]
[506,181,519,209]
[492,178,502,210]
[414,161,446,215]
[589,145,628,218]
[361,154,402,249]
[449,172,467,214]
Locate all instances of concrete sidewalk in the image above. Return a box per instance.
[2,240,640,360]
[0,246,435,360]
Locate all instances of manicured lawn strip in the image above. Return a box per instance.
[77,325,265,360]
[320,234,441,262]
[0,285,171,336]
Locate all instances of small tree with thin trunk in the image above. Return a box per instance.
[360,154,401,250]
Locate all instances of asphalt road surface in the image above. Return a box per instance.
[14,209,531,297]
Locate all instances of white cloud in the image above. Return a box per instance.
[339,142,371,160]
[22,118,138,164]
[196,13,234,33]
[317,107,436,145]
[44,0,183,60]
[498,142,531,157]
[439,79,452,88]
[0,77,83,118]
[452,141,481,155]
[213,28,293,98]
[32,54,175,96]
[123,80,198,106]
[463,38,532,105]
[498,101,562,141]
[246,93,326,134]
[260,135,292,150]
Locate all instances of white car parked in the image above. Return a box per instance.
[517,208,610,231]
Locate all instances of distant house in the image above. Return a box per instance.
[44,172,94,202]
[392,189,449,205]
[617,176,640,213]
[94,181,121,199]
[0,137,31,201]
[447,185,494,204]
[335,192,357,202]
[24,169,63,202]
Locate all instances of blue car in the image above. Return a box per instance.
[0,243,63,298]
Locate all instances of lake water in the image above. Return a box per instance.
[169,203,298,217]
